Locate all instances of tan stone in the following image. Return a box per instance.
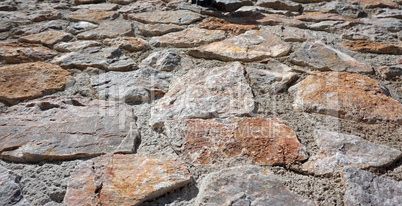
[103,37,149,52]
[290,72,402,124]
[137,23,184,37]
[166,118,308,166]
[189,30,291,61]
[126,10,201,25]
[19,31,73,47]
[340,41,402,55]
[345,0,399,9]
[69,9,118,23]
[198,17,259,36]
[0,62,71,105]
[0,43,57,64]
[296,12,362,23]
[64,154,191,206]
[245,13,305,27]
[76,20,134,40]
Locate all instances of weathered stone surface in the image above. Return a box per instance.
[126,10,201,25]
[189,30,291,61]
[244,13,305,27]
[0,43,58,64]
[0,21,12,32]
[19,31,73,47]
[318,2,366,18]
[341,23,398,42]
[345,0,399,9]
[361,18,402,32]
[342,167,402,206]
[69,9,118,23]
[29,9,61,22]
[340,41,402,55]
[166,118,308,166]
[54,40,101,52]
[290,72,402,123]
[297,12,361,23]
[246,61,298,95]
[376,65,402,80]
[256,0,302,12]
[150,28,226,48]
[264,25,318,42]
[103,37,149,52]
[198,17,259,36]
[150,62,254,126]
[53,47,136,71]
[195,165,316,205]
[303,130,402,175]
[0,62,71,105]
[214,0,254,12]
[0,96,138,162]
[91,68,169,104]
[119,0,167,13]
[291,41,372,74]
[137,23,184,37]
[170,1,222,17]
[0,165,30,206]
[64,154,191,206]
[139,49,181,71]
[231,5,299,17]
[66,21,98,35]
[374,9,402,19]
[72,3,119,11]
[12,20,69,37]
[74,0,104,5]
[77,20,134,40]
[110,0,135,5]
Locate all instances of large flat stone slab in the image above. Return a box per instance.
[64,154,191,206]
[19,31,73,47]
[136,23,184,37]
[198,17,259,36]
[150,62,254,127]
[290,72,402,124]
[291,41,373,74]
[0,43,58,64]
[256,0,302,12]
[345,0,399,9]
[340,40,402,55]
[54,40,101,52]
[189,30,291,61]
[0,62,71,105]
[342,167,402,206]
[69,9,118,23]
[103,37,149,52]
[303,130,402,175]
[12,20,69,37]
[126,10,201,25]
[0,96,138,163]
[195,165,316,205]
[77,20,134,40]
[0,165,30,206]
[166,118,308,166]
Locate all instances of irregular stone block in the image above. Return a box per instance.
[318,2,366,18]
[345,0,399,9]
[198,17,259,36]
[342,167,402,206]
[72,3,119,11]
[0,62,71,105]
[150,28,226,48]
[103,37,149,52]
[166,118,308,166]
[0,96,138,162]
[303,130,402,175]
[244,13,305,27]
[54,40,101,52]
[19,31,73,47]
[296,12,361,23]
[290,72,402,124]
[91,68,169,104]
[189,30,291,61]
[64,154,191,206]
[195,165,316,205]
[214,0,254,12]
[66,21,98,35]
[53,47,137,71]
[69,9,118,23]
[0,43,57,64]
[291,41,372,74]
[139,49,181,71]
[126,10,201,25]
[150,62,254,126]
[376,65,402,80]
[256,0,302,12]
[340,40,402,55]
[12,20,69,37]
[137,23,183,37]
[29,9,61,22]
[77,20,134,40]
[119,0,167,13]
[0,165,30,206]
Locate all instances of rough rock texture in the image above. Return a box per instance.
[136,23,184,37]
[103,37,149,52]
[66,21,98,35]
[376,65,402,80]
[54,40,101,52]
[189,30,291,61]
[76,20,134,40]
[0,96,138,163]
[0,43,58,64]
[139,49,181,71]
[290,72,402,124]
[69,9,118,23]
[150,62,254,126]
[256,0,302,12]
[0,62,71,105]
[342,167,402,206]
[166,117,308,166]
[340,41,402,55]
[291,41,373,73]
[126,10,201,25]
[214,0,254,12]
[11,20,70,37]
[0,165,30,206]
[19,31,73,47]
[195,165,316,205]
[303,130,402,175]
[64,154,191,206]
[198,17,259,36]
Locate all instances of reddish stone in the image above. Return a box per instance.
[69,9,118,23]
[340,41,402,55]
[198,17,259,36]
[345,0,399,9]
[19,31,73,47]
[296,12,362,23]
[0,43,57,64]
[166,118,308,166]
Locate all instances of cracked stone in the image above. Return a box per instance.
[189,30,291,61]
[150,62,254,127]
[0,96,138,162]
[54,40,101,52]
[166,117,308,166]
[69,9,118,23]
[136,23,184,37]
[296,12,362,23]
[0,62,71,105]
[243,13,305,27]
[317,2,366,18]
[64,154,191,206]
[72,3,119,11]
[77,20,134,40]
[0,43,58,64]
[340,40,402,55]
[0,165,30,206]
[290,72,402,123]
[11,20,69,37]
[103,37,149,52]
[126,10,201,25]
[19,31,73,47]
[198,17,259,36]
[303,130,402,175]
[139,49,181,71]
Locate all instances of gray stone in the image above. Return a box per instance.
[150,62,254,127]
[303,130,402,175]
[341,23,398,42]
[109,0,136,5]
[126,10,201,25]
[195,165,316,206]
[103,37,149,52]
[119,0,167,13]
[0,96,138,163]
[136,23,184,37]
[19,31,74,48]
[256,0,302,12]
[343,167,402,206]
[0,21,13,32]
[231,5,299,17]
[246,60,298,95]
[376,65,402,80]
[291,41,372,74]
[71,3,119,11]
[170,1,222,17]
[214,0,254,12]
[374,9,402,19]
[54,40,101,52]
[0,165,31,206]
[139,49,181,72]
[77,20,134,40]
[90,68,170,104]
[66,21,98,35]
[318,2,366,18]
[53,47,137,71]
[308,21,356,32]
[29,9,61,22]
[361,18,402,32]
[12,20,69,37]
